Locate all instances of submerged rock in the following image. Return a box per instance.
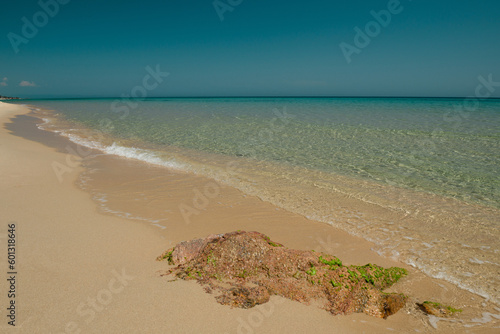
[418,301,463,317]
[158,231,408,318]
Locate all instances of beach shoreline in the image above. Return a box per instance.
[1,101,498,333]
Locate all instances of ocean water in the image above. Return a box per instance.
[16,97,500,304]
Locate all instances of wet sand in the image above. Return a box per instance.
[1,101,499,333]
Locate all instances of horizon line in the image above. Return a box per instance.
[7,96,500,100]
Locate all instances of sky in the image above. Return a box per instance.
[0,0,499,98]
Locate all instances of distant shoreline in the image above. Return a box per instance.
[4,96,500,101]
[0,95,20,100]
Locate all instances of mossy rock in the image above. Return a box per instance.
[418,301,463,317]
[159,231,410,319]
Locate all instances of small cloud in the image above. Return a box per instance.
[2,77,7,81]
[19,80,36,87]
[0,77,7,86]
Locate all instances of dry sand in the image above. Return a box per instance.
[1,101,498,333]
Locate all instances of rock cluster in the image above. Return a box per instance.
[418,301,462,317]
[158,230,408,318]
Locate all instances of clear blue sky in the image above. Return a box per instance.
[0,0,499,98]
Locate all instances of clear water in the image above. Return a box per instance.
[23,97,500,208]
[14,97,500,304]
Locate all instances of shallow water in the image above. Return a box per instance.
[14,97,500,305]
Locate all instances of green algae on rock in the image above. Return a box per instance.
[158,231,408,319]
[418,301,463,318]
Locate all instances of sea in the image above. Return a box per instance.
[11,97,500,305]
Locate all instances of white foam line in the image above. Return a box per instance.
[103,142,187,171]
[52,127,191,173]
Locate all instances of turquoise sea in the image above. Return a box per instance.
[12,97,500,304]
[22,97,500,208]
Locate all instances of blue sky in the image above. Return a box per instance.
[0,0,499,98]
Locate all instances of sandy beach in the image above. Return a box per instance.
[1,101,499,333]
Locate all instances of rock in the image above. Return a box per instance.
[170,234,220,265]
[418,301,462,317]
[216,286,270,309]
[381,293,407,318]
[158,230,409,319]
